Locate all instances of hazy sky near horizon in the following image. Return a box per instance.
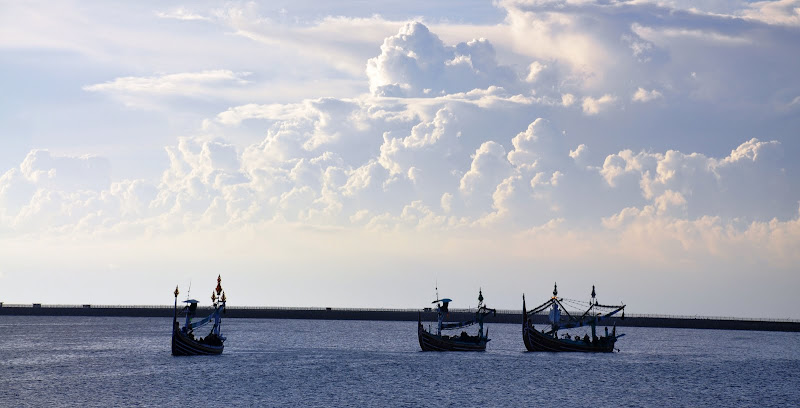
[1,0,799,317]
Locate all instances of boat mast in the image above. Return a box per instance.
[590,285,597,341]
[477,289,484,338]
[173,286,179,329]
[434,282,444,336]
[213,275,224,336]
[522,293,527,326]
[549,282,561,334]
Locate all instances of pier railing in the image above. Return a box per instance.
[1,303,798,323]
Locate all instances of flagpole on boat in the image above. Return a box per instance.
[173,286,179,330]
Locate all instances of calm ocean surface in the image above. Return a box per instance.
[1,316,798,407]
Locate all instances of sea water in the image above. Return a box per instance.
[0,316,798,407]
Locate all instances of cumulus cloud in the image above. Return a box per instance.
[15,150,111,191]
[569,144,588,164]
[507,118,561,170]
[379,108,457,175]
[366,22,518,97]
[1,106,792,248]
[3,0,800,318]
[459,141,510,196]
[599,138,792,220]
[500,0,800,118]
[2,9,800,312]
[582,94,616,115]
[0,150,165,234]
[4,18,798,241]
[632,87,663,102]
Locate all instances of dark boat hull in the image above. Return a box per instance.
[172,329,224,356]
[522,322,615,352]
[418,322,487,351]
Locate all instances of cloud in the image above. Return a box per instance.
[599,138,793,220]
[459,141,510,196]
[740,0,800,26]
[500,0,800,117]
[507,118,561,170]
[632,87,663,102]
[3,6,800,313]
[17,150,111,191]
[378,107,460,182]
[155,7,211,21]
[84,70,251,103]
[366,22,519,97]
[217,7,402,77]
[582,94,616,115]
[569,144,588,164]
[598,203,800,269]
[4,19,799,239]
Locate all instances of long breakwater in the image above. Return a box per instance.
[1,304,798,332]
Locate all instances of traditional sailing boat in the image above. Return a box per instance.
[171,275,227,356]
[418,289,496,351]
[522,283,625,352]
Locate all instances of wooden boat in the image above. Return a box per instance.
[171,275,227,356]
[418,289,496,352]
[522,283,625,353]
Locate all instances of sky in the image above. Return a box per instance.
[1,0,799,318]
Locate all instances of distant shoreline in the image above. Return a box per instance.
[1,304,798,332]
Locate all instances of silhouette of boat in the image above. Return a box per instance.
[523,283,625,352]
[172,275,227,356]
[418,289,496,351]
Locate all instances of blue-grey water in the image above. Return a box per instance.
[1,316,798,407]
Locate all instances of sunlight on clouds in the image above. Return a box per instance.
[740,0,800,26]
[582,94,616,115]
[2,2,800,313]
[366,22,518,97]
[84,70,251,94]
[83,70,253,108]
[155,7,211,21]
[632,87,663,102]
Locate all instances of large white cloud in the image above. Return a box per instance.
[600,138,792,220]
[501,0,800,115]
[2,6,800,313]
[366,22,519,97]
[3,18,798,236]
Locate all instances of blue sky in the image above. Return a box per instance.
[1,0,799,317]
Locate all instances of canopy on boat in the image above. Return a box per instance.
[183,299,199,304]
[441,320,477,330]
[187,312,216,329]
[432,298,452,304]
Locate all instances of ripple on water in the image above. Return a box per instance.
[0,316,797,407]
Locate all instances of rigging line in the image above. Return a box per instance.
[563,298,590,305]
[562,296,590,303]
